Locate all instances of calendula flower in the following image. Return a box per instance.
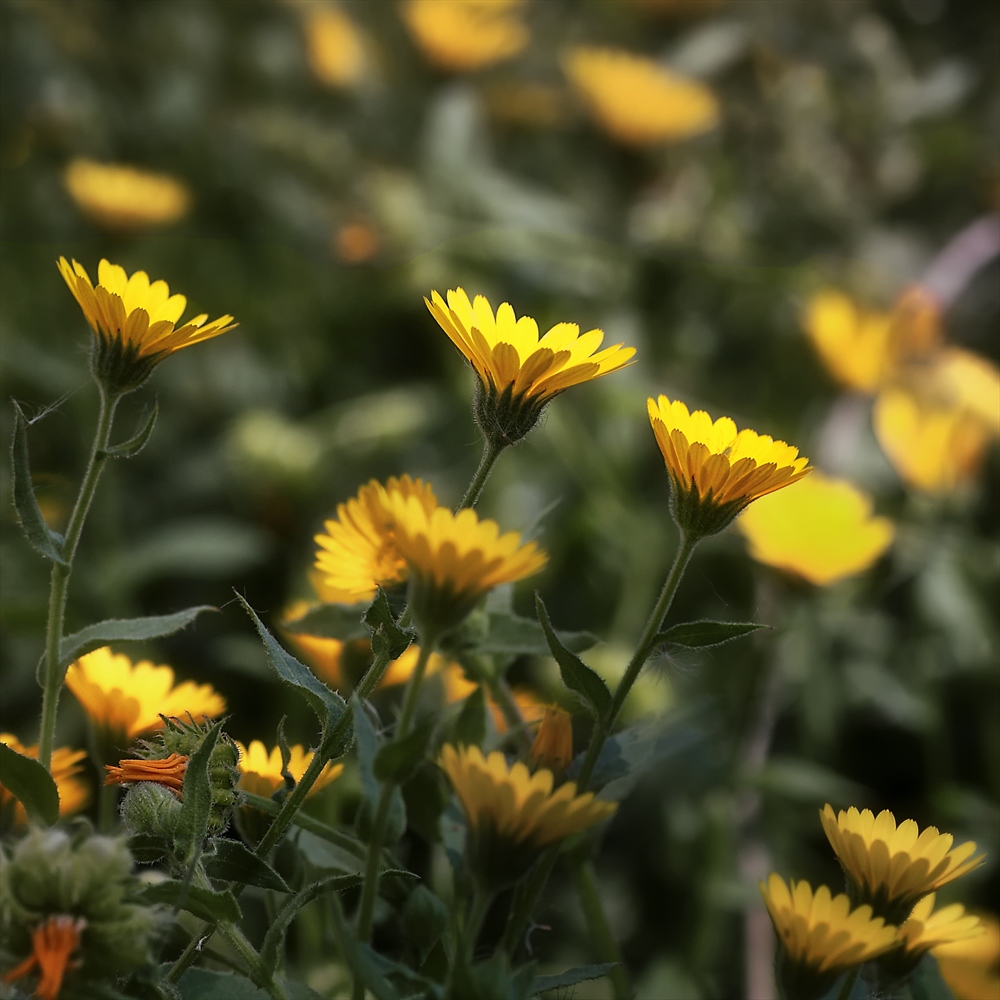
[530,706,573,774]
[402,0,528,73]
[63,158,191,231]
[563,46,719,146]
[426,288,635,446]
[57,257,237,394]
[820,804,985,924]
[387,493,547,638]
[759,873,899,1000]
[2,914,85,1000]
[235,741,343,800]
[439,744,616,890]
[489,686,546,734]
[934,913,1000,1000]
[314,476,438,604]
[304,4,367,87]
[647,395,811,537]
[104,754,188,797]
[65,647,225,749]
[0,735,89,823]
[736,471,894,586]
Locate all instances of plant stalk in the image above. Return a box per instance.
[458,437,503,510]
[574,861,630,1000]
[835,967,859,1000]
[466,887,493,960]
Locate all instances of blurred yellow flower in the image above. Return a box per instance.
[0,734,89,822]
[304,4,367,87]
[820,804,985,924]
[235,741,343,799]
[934,912,1000,1000]
[489,686,546,733]
[402,0,528,73]
[314,475,438,604]
[737,471,894,586]
[65,647,225,742]
[63,158,190,230]
[647,394,811,537]
[896,893,984,958]
[530,706,573,773]
[482,81,568,127]
[759,873,899,1000]
[930,347,1000,431]
[563,46,719,146]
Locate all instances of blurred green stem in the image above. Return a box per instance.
[483,670,533,755]
[835,967,859,1000]
[98,781,117,834]
[38,384,120,770]
[458,437,503,509]
[574,862,630,1000]
[466,887,492,959]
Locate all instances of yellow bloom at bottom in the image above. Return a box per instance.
[0,734,89,822]
[2,914,86,1000]
[934,912,1000,1000]
[235,741,343,800]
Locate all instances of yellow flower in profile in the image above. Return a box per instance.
[65,647,225,745]
[489,686,546,734]
[314,476,438,604]
[439,744,616,889]
[57,257,237,393]
[563,46,719,146]
[647,395,811,537]
[63,158,191,230]
[105,753,188,797]
[820,804,985,924]
[530,706,573,774]
[930,347,1000,431]
[304,4,367,87]
[426,288,635,445]
[759,873,899,1000]
[402,0,528,73]
[934,912,1000,1000]
[235,741,343,800]
[884,893,984,978]
[737,471,894,586]
[0,734,89,822]
[387,493,547,637]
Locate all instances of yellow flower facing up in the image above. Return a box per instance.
[402,0,528,73]
[426,288,635,445]
[563,46,719,147]
[760,874,899,1000]
[934,912,1000,1000]
[65,647,225,749]
[304,4,367,87]
[0,734,89,823]
[648,395,811,537]
[63,158,191,231]
[235,741,343,800]
[58,257,237,394]
[820,805,985,925]
[387,492,547,637]
[737,471,894,586]
[439,744,616,889]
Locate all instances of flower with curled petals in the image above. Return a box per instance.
[648,395,811,537]
[1,914,86,1000]
[820,804,985,925]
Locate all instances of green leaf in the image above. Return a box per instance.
[753,757,868,807]
[402,886,449,966]
[364,589,414,661]
[9,401,67,565]
[352,695,406,843]
[100,400,158,459]
[175,719,224,866]
[203,838,290,892]
[328,893,401,1000]
[240,795,369,861]
[909,954,956,1000]
[454,687,486,747]
[374,718,436,784]
[135,880,241,923]
[453,611,597,656]
[127,832,172,864]
[655,620,768,649]
[282,602,370,641]
[535,593,611,720]
[0,741,59,825]
[176,969,269,1000]
[530,963,619,996]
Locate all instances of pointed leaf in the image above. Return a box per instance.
[282,602,370,641]
[454,687,486,747]
[352,695,406,842]
[656,620,768,649]
[449,612,597,656]
[374,718,435,784]
[0,741,59,825]
[328,894,400,1000]
[530,963,619,996]
[364,589,414,661]
[176,969,268,1000]
[135,879,241,923]
[203,838,290,892]
[100,400,158,459]
[402,886,449,966]
[175,720,224,865]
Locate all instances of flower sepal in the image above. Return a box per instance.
[473,378,545,450]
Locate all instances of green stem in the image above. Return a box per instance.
[502,848,558,954]
[98,781,118,834]
[835,967,859,1000]
[574,862,630,1000]
[38,385,120,770]
[466,887,493,960]
[166,927,210,983]
[241,792,367,859]
[483,671,533,755]
[458,437,503,510]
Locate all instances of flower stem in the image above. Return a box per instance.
[458,437,503,510]
[466,887,493,959]
[483,671,533,755]
[574,861,630,1000]
[835,967,859,1000]
[98,781,118,834]
[38,385,120,770]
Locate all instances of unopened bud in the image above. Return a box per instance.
[530,707,573,774]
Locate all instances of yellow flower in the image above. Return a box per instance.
[426,288,635,445]
[387,493,547,637]
[934,912,1000,1000]
[57,257,236,393]
[897,893,984,957]
[314,476,438,604]
[402,0,528,73]
[63,158,190,230]
[0,734,89,822]
[235,741,343,800]
[303,4,367,87]
[563,46,719,146]
[759,873,899,1000]
[530,706,573,773]
[647,395,811,537]
[439,744,616,889]
[736,471,894,586]
[820,804,985,924]
[65,647,225,746]
[929,347,1000,431]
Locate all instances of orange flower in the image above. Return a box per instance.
[2,914,86,1000]
[0,734,89,821]
[104,754,188,796]
[530,706,573,773]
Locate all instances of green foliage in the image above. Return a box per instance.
[0,741,59,824]
[201,839,289,892]
[99,401,158,460]
[134,880,242,924]
[656,620,769,649]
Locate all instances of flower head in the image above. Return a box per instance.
[737,471,894,586]
[402,0,528,73]
[530,707,573,774]
[820,804,985,924]
[0,735,89,823]
[934,912,1000,1000]
[105,753,188,797]
[63,159,190,231]
[439,744,616,890]
[235,741,343,800]
[426,288,634,445]
[57,257,236,393]
[2,914,85,1000]
[563,46,719,146]
[647,395,811,537]
[759,873,899,1000]
[304,4,367,87]
[489,686,547,734]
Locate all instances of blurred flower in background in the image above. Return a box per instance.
[301,2,368,89]
[235,739,343,798]
[934,913,1000,1000]
[63,159,190,231]
[0,735,89,822]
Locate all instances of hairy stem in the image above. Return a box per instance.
[574,861,630,1000]
[458,437,503,510]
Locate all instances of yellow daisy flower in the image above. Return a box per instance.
[563,46,719,146]
[235,741,343,800]
[647,395,811,537]
[65,647,225,748]
[439,744,616,890]
[303,4,367,87]
[57,257,236,394]
[934,912,1000,1000]
[386,492,547,638]
[63,159,190,231]
[0,734,89,822]
[820,804,985,924]
[759,873,899,1000]
[314,476,438,604]
[426,288,635,446]
[737,471,894,586]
